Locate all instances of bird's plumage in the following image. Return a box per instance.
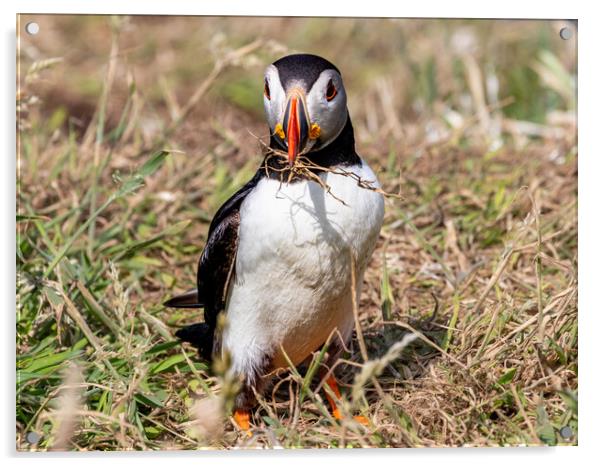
[165,53,385,412]
[163,288,202,308]
[224,160,383,385]
[173,170,262,358]
[272,54,339,92]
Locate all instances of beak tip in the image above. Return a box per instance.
[287,152,296,166]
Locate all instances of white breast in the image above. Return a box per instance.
[222,161,384,379]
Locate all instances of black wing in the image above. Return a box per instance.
[165,171,262,359]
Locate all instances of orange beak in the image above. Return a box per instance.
[283,91,309,165]
[287,96,300,165]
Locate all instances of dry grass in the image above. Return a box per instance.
[16,15,577,449]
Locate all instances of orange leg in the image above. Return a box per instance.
[324,375,369,426]
[325,374,343,420]
[233,409,251,432]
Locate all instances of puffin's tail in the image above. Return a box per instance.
[163,289,203,308]
[175,322,214,361]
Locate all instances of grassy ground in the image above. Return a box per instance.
[16,16,577,449]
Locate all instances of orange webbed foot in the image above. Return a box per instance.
[233,409,252,435]
[324,375,369,427]
[331,407,369,426]
[353,415,369,426]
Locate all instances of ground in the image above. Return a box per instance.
[16,16,577,449]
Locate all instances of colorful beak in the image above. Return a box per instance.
[282,91,309,165]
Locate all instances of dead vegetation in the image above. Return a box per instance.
[17,16,577,449]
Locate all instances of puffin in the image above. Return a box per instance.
[165,53,385,431]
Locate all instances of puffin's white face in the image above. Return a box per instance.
[263,64,348,165]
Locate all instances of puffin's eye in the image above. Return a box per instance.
[326,79,337,101]
[264,79,271,100]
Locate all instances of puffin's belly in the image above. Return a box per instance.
[222,162,384,375]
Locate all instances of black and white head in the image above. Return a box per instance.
[263,54,348,165]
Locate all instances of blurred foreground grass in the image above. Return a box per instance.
[17,16,577,449]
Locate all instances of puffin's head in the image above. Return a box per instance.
[263,54,348,165]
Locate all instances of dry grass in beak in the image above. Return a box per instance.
[252,135,402,205]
